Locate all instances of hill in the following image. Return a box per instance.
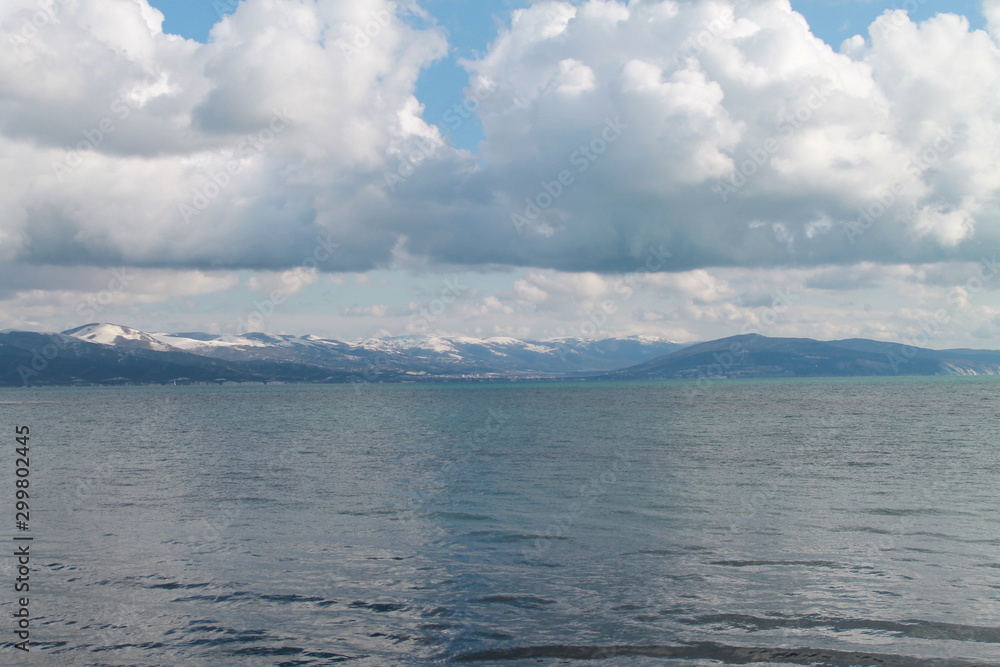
[602,334,1000,380]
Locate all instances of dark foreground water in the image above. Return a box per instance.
[1,377,999,666]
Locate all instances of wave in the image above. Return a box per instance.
[676,613,1000,643]
[471,595,557,608]
[707,559,869,570]
[452,641,1000,665]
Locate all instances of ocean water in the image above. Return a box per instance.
[1,377,999,666]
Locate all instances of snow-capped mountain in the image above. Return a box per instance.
[150,329,685,374]
[152,331,359,366]
[0,322,686,385]
[3,326,362,387]
[63,323,181,353]
[58,323,685,377]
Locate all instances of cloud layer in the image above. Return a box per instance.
[2,0,999,278]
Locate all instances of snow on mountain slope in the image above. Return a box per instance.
[61,324,685,374]
[153,332,288,350]
[353,336,462,355]
[151,331,358,366]
[63,324,181,353]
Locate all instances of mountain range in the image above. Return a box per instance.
[1,324,999,387]
[0,323,683,386]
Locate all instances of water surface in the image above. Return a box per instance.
[2,377,999,665]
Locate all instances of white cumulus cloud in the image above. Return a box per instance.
[2,0,1000,283]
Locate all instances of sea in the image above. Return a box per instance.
[1,376,999,666]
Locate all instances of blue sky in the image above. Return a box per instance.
[3,0,999,346]
[151,0,986,44]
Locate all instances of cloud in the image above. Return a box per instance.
[985,0,1000,41]
[513,278,551,305]
[2,0,1000,280]
[645,269,737,303]
[0,264,236,300]
[437,0,1000,272]
[1,0,447,270]
[802,262,914,291]
[248,267,319,297]
[342,303,390,317]
[0,265,237,330]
